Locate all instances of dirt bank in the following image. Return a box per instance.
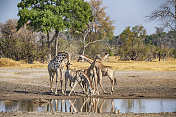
[0,68,175,99]
[0,112,176,117]
[0,68,176,116]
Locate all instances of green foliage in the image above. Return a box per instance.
[113,25,176,61]
[118,25,148,60]
[17,0,93,58]
[1,0,175,62]
[17,0,93,33]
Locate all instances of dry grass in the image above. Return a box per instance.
[0,58,21,67]
[0,57,176,71]
[105,56,176,71]
[19,61,48,68]
[71,57,176,71]
[0,58,47,68]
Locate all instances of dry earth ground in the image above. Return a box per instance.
[0,57,176,116]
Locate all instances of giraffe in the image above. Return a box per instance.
[65,62,93,96]
[79,55,102,94]
[48,52,69,94]
[79,54,115,94]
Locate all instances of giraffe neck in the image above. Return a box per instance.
[80,55,102,65]
[84,73,93,89]
[90,56,98,69]
[80,55,94,64]
[101,54,109,62]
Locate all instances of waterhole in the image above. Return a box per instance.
[0,98,176,113]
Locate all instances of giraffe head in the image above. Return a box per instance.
[95,54,101,61]
[77,55,84,62]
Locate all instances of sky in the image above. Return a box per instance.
[0,0,167,35]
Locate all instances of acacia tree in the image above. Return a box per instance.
[86,0,115,56]
[146,0,176,32]
[73,0,115,57]
[17,0,93,60]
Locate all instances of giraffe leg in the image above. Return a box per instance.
[111,79,114,95]
[107,69,114,94]
[61,80,64,94]
[50,72,54,93]
[55,99,58,111]
[55,70,58,95]
[69,80,72,88]
[49,73,53,92]
[87,82,92,96]
[78,81,89,96]
[99,70,107,94]
[110,99,115,113]
[65,76,68,95]
[93,67,98,94]
[60,68,64,94]
[69,80,78,96]
[50,100,54,113]
[99,99,105,113]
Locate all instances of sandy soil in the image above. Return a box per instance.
[0,112,176,117]
[0,68,176,117]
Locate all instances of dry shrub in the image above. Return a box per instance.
[20,61,47,68]
[0,58,20,67]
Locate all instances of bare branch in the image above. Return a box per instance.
[146,0,176,31]
[85,39,104,48]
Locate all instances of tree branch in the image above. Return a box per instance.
[84,40,105,48]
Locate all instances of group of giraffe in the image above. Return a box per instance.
[48,52,115,96]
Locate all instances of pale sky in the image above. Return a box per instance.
[0,0,167,35]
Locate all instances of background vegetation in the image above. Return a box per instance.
[0,0,175,64]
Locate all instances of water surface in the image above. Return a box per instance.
[0,98,176,113]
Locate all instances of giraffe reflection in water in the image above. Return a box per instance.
[49,98,119,113]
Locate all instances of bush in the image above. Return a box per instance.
[0,58,20,67]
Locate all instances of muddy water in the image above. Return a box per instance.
[0,98,176,113]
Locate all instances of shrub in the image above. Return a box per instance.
[0,58,20,67]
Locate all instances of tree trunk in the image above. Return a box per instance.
[47,31,51,62]
[28,55,34,64]
[81,33,86,62]
[47,30,59,61]
[54,31,59,56]
[175,0,176,19]
[0,48,2,58]
[159,37,162,62]
[55,37,58,56]
[82,42,85,62]
[175,0,176,31]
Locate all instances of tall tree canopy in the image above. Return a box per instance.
[118,25,147,60]
[17,0,93,59]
